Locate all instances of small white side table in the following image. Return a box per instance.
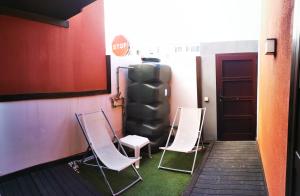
[119,135,152,168]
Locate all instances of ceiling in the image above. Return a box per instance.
[0,0,96,21]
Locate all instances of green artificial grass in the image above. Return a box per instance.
[79,150,204,196]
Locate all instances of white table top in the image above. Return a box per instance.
[120,135,150,149]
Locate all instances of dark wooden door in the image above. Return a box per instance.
[216,53,257,140]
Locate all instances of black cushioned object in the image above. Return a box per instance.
[126,119,169,138]
[128,64,171,83]
[127,83,170,104]
[149,132,170,153]
[126,102,170,121]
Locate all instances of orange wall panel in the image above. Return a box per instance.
[258,0,294,195]
[0,0,106,96]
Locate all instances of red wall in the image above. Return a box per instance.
[0,0,106,95]
[258,0,294,195]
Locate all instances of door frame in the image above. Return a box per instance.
[196,56,202,108]
[216,53,258,141]
[286,0,300,195]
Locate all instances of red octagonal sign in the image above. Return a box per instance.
[112,35,130,56]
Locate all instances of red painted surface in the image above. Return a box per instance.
[258,0,294,195]
[0,0,106,95]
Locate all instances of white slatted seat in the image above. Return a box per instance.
[76,109,142,196]
[158,107,206,174]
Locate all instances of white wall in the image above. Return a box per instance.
[0,55,140,176]
[0,40,258,175]
[166,55,198,122]
[199,40,258,140]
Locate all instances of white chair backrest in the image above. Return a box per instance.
[81,111,114,149]
[78,111,138,171]
[172,108,203,151]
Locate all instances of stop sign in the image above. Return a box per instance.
[112,35,130,56]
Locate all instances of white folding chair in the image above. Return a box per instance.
[75,109,142,196]
[158,107,206,174]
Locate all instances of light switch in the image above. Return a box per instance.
[204,97,209,102]
[265,38,277,55]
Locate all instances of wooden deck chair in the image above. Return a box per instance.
[158,107,206,174]
[75,109,142,196]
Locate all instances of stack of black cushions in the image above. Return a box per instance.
[126,62,171,151]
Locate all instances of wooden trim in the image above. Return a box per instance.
[214,52,258,59]
[196,56,202,108]
[0,55,112,102]
[286,2,300,195]
[0,6,69,28]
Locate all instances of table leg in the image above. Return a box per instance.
[148,143,152,158]
[134,147,140,168]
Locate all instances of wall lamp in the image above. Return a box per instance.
[265,38,277,56]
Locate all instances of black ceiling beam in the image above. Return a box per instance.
[0,0,96,27]
[0,6,69,28]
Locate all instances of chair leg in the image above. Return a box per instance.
[191,132,202,174]
[94,159,115,195]
[131,164,143,180]
[95,157,142,196]
[190,150,198,174]
[90,149,117,195]
[159,107,179,169]
[158,149,167,168]
[148,143,152,158]
[134,147,140,168]
[200,135,204,149]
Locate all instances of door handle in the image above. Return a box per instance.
[219,95,224,102]
[219,96,240,101]
[296,151,300,160]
